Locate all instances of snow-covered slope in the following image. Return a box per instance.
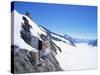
[11,10,63,73]
[51,33,71,44]
[53,40,97,70]
[11,10,46,52]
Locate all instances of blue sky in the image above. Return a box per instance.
[12,1,97,39]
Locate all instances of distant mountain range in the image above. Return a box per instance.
[88,39,97,46]
[40,25,97,47]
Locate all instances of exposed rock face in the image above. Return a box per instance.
[11,45,62,74]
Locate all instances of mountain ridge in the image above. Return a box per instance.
[11,10,64,73]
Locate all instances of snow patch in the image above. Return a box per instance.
[11,10,40,52]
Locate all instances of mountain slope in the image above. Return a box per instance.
[11,10,63,73]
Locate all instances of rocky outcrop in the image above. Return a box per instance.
[11,45,62,74]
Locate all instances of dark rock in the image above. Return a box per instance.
[12,45,63,74]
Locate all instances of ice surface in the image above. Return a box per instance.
[53,40,97,70]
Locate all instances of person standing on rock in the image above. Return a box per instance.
[42,39,51,60]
